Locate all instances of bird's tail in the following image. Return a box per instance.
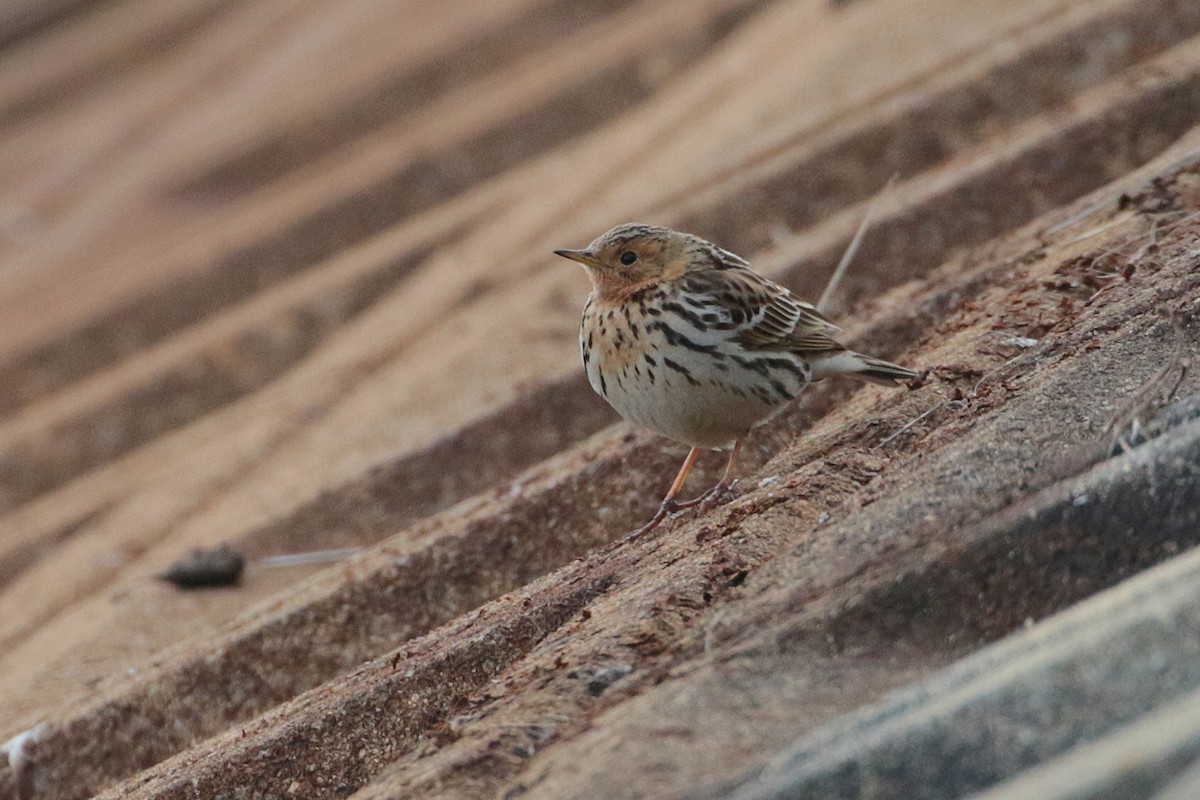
[810,350,917,386]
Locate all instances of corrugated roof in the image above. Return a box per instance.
[1,0,1199,798]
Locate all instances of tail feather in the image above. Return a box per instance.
[810,350,917,386]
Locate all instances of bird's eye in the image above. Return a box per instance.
[619,251,638,265]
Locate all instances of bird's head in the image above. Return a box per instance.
[555,223,711,300]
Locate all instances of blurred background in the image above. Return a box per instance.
[3,0,1200,798]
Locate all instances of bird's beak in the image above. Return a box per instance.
[553,248,601,268]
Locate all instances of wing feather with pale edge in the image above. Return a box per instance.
[685,266,846,355]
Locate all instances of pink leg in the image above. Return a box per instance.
[674,439,742,510]
[625,447,702,541]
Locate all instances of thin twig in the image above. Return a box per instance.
[1062,216,1131,247]
[879,354,1026,448]
[1102,358,1188,448]
[1101,317,1189,453]
[966,355,1025,398]
[1130,217,1161,262]
[817,174,898,314]
[878,402,943,447]
[1135,208,1200,246]
[257,547,361,568]
[1088,209,1200,267]
[1042,197,1113,236]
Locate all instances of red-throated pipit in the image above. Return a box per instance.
[556,223,916,540]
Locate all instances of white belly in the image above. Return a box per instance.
[585,336,804,449]
[580,290,812,449]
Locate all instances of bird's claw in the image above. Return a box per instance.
[698,480,737,512]
[623,499,679,542]
[677,481,736,512]
[623,484,740,543]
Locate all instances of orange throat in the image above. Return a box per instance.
[589,274,654,303]
[588,262,684,303]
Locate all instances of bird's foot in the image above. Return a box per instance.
[698,480,738,511]
[623,481,741,543]
[675,481,737,512]
[624,483,740,542]
[623,499,680,542]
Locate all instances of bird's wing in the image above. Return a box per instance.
[736,275,846,353]
[683,266,845,354]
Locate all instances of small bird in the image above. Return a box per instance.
[556,223,916,540]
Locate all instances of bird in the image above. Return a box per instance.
[555,223,916,541]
